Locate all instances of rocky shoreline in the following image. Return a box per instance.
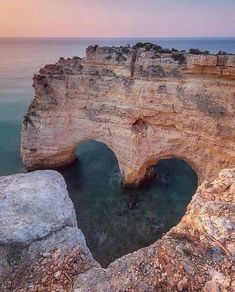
[0,168,234,291]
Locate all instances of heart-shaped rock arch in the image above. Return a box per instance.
[21,46,235,186]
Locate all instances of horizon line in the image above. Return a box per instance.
[1,36,235,39]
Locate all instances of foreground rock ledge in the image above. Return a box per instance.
[21,45,235,186]
[0,171,98,292]
[0,169,234,291]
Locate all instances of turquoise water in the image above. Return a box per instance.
[0,38,234,265]
[61,141,198,266]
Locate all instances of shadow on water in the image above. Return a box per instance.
[60,140,198,267]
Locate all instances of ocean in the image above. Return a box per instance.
[0,37,234,266]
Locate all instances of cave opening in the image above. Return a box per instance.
[60,140,198,267]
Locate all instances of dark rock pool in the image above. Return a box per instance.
[60,140,198,267]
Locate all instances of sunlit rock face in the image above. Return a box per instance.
[21,46,235,185]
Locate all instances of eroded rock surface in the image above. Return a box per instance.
[74,168,235,291]
[21,45,235,186]
[0,171,98,292]
[0,170,76,245]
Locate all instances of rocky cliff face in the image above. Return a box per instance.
[21,45,235,185]
[1,169,234,291]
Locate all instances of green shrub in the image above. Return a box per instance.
[172,53,186,64]
[189,48,210,55]
[217,50,227,55]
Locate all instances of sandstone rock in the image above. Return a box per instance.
[203,280,220,292]
[21,46,235,186]
[186,54,218,66]
[54,270,61,280]
[224,55,235,67]
[0,170,77,245]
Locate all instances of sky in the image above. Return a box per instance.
[0,0,234,38]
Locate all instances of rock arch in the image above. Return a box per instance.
[129,154,200,187]
[21,46,235,186]
[75,138,121,173]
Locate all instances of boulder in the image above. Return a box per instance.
[0,170,97,291]
[0,170,77,245]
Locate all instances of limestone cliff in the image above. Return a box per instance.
[21,45,235,185]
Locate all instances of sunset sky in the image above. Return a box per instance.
[0,0,234,38]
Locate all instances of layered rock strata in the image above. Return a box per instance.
[21,46,235,185]
[1,169,234,291]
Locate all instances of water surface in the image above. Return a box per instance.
[61,141,198,267]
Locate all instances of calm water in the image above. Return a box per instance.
[61,142,198,266]
[0,38,234,265]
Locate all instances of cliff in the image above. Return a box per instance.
[21,45,235,185]
[1,169,234,291]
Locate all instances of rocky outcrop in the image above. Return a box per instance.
[0,170,76,245]
[1,169,234,291]
[21,45,235,185]
[74,168,235,291]
[0,171,98,291]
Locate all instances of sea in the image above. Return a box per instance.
[0,37,234,266]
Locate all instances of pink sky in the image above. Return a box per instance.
[0,0,234,37]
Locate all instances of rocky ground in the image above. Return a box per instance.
[0,168,234,291]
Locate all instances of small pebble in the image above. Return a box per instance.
[42,252,51,258]
[54,270,62,280]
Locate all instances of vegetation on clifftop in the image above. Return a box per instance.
[130,42,232,55]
